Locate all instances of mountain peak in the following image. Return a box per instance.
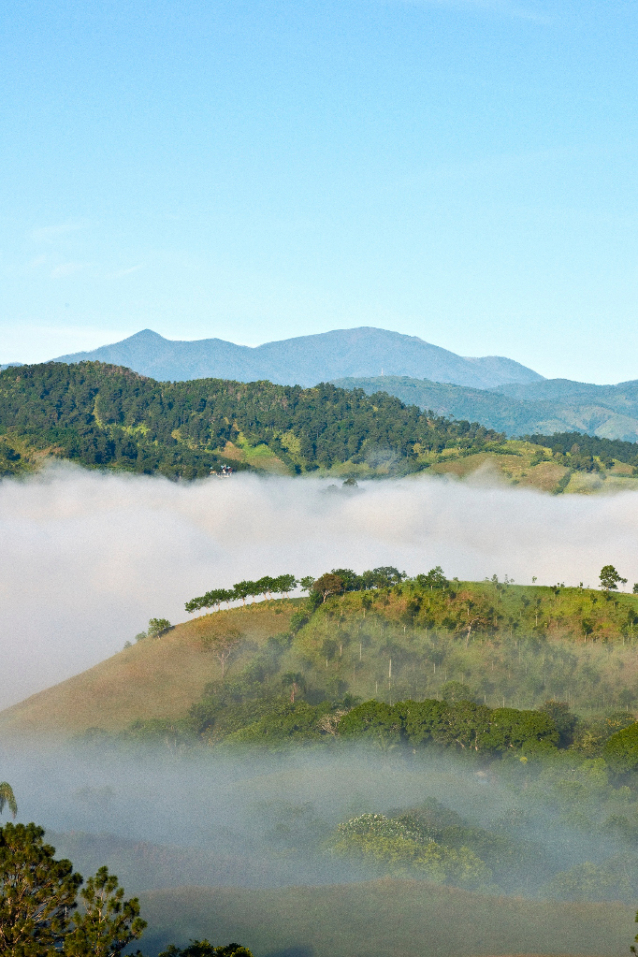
[53,327,543,390]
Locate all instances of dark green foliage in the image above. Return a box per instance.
[599,564,627,593]
[528,432,638,469]
[0,362,503,479]
[227,700,337,745]
[415,566,449,590]
[158,942,253,957]
[0,822,82,955]
[540,700,578,748]
[338,701,403,745]
[338,698,558,755]
[62,866,146,957]
[604,722,638,773]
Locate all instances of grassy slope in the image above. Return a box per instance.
[137,881,633,957]
[5,581,638,739]
[0,603,295,737]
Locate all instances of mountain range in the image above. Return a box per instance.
[332,376,638,442]
[27,324,638,442]
[54,327,543,390]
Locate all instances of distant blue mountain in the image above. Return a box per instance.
[331,375,638,442]
[53,326,543,390]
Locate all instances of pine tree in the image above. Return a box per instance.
[62,866,146,957]
[0,822,82,956]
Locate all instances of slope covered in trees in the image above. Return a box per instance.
[0,362,503,479]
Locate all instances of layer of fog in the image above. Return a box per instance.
[0,745,625,896]
[2,464,638,708]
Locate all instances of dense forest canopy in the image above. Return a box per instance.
[2,362,638,482]
[0,362,504,479]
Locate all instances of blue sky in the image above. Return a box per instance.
[1,0,637,382]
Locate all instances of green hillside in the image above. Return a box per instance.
[7,572,638,745]
[3,361,638,491]
[0,361,502,480]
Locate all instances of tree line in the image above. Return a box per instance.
[185,563,631,618]
[185,574,301,613]
[527,431,638,472]
[184,566,449,614]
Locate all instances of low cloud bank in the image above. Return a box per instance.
[1,465,638,708]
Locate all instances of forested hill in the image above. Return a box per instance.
[0,362,503,479]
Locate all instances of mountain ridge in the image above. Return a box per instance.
[53,326,544,390]
[331,375,638,442]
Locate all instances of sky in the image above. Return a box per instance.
[1,0,638,382]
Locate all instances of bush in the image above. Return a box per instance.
[604,722,638,772]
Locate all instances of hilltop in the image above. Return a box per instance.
[4,575,638,742]
[52,327,543,390]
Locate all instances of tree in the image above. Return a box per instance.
[416,566,448,591]
[299,576,315,594]
[231,581,252,606]
[599,565,627,594]
[0,821,249,957]
[440,681,476,704]
[147,618,171,638]
[274,574,297,598]
[0,821,82,955]
[540,700,577,748]
[62,866,146,957]
[369,566,405,588]
[604,722,638,773]
[311,573,345,603]
[281,672,305,703]
[206,631,241,680]
[158,942,253,957]
[0,783,17,819]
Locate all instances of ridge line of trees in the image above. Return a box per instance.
[186,562,636,617]
[184,566,439,614]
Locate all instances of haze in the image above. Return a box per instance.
[1,465,638,710]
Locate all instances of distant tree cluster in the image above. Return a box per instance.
[133,618,172,642]
[527,431,638,471]
[339,698,559,755]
